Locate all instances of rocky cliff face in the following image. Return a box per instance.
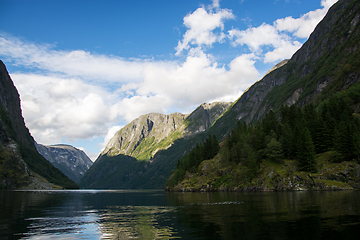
[101,102,231,162]
[0,61,34,148]
[103,112,187,159]
[36,144,93,183]
[0,60,78,189]
[185,102,232,134]
[214,0,360,127]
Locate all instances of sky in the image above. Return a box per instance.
[0,0,338,161]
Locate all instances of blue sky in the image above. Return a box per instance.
[0,0,338,160]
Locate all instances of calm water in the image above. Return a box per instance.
[1,190,360,239]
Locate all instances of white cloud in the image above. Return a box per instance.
[175,0,234,55]
[229,23,284,52]
[264,40,302,63]
[275,0,338,38]
[0,34,143,82]
[11,73,115,144]
[101,125,123,150]
[229,23,302,62]
[228,0,338,63]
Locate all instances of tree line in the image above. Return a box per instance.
[167,93,360,187]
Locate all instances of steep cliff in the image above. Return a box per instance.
[0,60,78,189]
[211,0,360,136]
[36,143,93,183]
[103,112,187,160]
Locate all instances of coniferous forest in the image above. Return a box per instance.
[167,84,360,189]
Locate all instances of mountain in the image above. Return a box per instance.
[166,0,360,191]
[36,143,93,183]
[82,0,360,190]
[0,60,78,189]
[79,102,231,189]
[211,0,360,134]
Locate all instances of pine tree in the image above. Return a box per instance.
[266,138,283,162]
[280,123,295,159]
[296,127,316,172]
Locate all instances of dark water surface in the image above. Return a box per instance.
[1,190,360,239]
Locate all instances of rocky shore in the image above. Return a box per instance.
[166,152,360,192]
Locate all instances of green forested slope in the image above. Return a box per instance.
[166,87,360,191]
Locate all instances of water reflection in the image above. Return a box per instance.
[166,191,360,239]
[98,206,177,239]
[0,190,360,239]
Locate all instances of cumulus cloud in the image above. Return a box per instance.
[112,49,260,122]
[11,73,115,144]
[229,0,338,63]
[175,0,234,55]
[275,0,338,38]
[4,34,259,149]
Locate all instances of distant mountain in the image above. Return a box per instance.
[79,102,231,189]
[82,0,360,190]
[0,60,78,189]
[36,143,93,183]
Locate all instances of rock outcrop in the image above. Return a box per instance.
[167,154,360,192]
[185,102,232,134]
[103,113,187,159]
[36,143,93,183]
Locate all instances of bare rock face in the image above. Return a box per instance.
[185,102,232,134]
[103,112,187,158]
[36,143,93,183]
